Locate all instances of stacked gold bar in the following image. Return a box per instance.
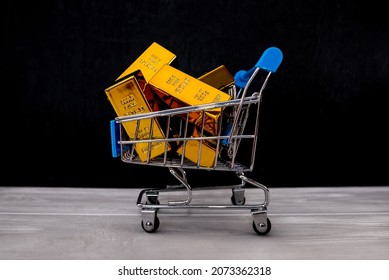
[105,71,170,162]
[105,42,235,167]
[148,64,233,166]
[105,43,176,161]
[116,42,177,82]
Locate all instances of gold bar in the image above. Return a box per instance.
[195,65,236,135]
[193,110,220,136]
[149,64,232,106]
[176,127,217,167]
[105,73,170,161]
[116,42,177,82]
[148,65,232,135]
[198,65,235,92]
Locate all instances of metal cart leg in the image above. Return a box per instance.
[237,172,271,235]
[167,167,192,206]
[138,167,193,233]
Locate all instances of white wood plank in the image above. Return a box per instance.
[0,186,388,259]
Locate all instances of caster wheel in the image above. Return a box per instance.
[231,195,246,205]
[252,218,271,235]
[141,216,160,233]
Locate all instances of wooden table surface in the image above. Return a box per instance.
[0,186,388,260]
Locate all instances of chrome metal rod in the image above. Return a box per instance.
[237,173,269,208]
[115,96,259,123]
[167,167,192,206]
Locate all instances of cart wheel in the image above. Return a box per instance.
[141,216,160,233]
[231,195,246,205]
[252,218,271,235]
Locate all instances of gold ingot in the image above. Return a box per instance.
[149,64,232,135]
[198,65,235,92]
[195,65,235,134]
[116,42,176,82]
[105,73,170,161]
[193,110,220,136]
[176,128,217,167]
[149,64,232,108]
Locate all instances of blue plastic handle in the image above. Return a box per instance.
[110,120,120,157]
[234,47,283,88]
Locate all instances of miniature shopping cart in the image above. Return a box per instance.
[110,47,283,235]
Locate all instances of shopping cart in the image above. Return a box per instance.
[110,47,283,235]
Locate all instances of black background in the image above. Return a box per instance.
[2,0,388,188]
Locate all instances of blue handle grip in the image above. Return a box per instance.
[110,120,120,157]
[234,47,283,88]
